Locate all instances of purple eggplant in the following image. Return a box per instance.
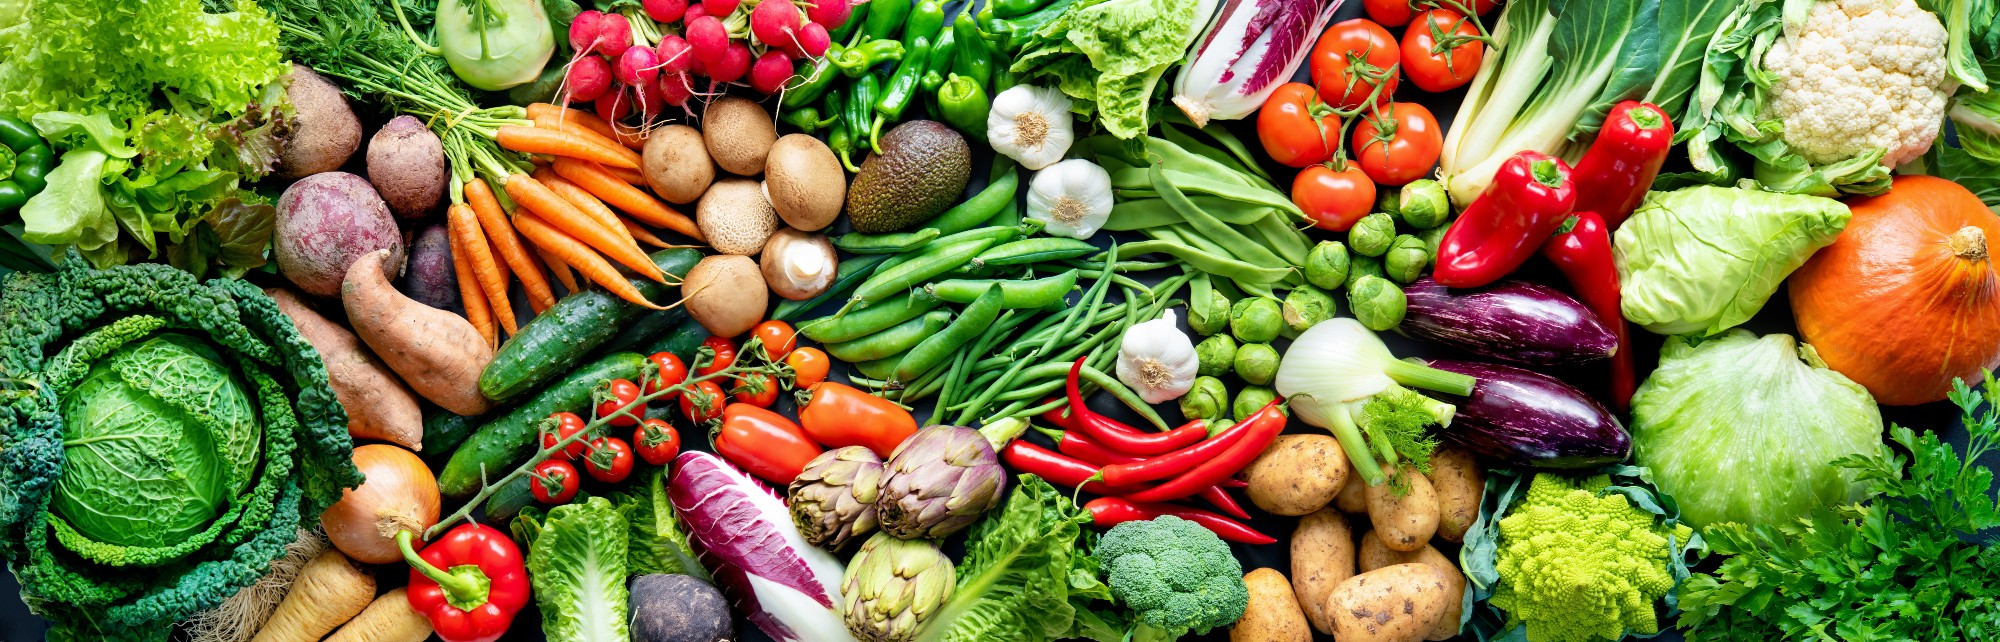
[1399,278,1615,366]
[1425,360,1630,469]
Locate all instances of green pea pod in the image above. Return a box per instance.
[923,270,1078,308]
[833,227,942,254]
[863,0,912,41]
[927,164,1017,235]
[938,74,990,139]
[974,237,1097,267]
[852,237,997,304]
[854,352,906,380]
[895,284,1004,384]
[802,291,942,343]
[826,310,953,362]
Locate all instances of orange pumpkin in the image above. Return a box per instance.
[1789,175,2000,405]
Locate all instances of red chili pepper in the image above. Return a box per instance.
[1045,428,1255,519]
[1000,441,1129,495]
[1040,402,1083,431]
[398,525,530,642]
[1065,359,1206,455]
[1084,497,1276,545]
[1570,101,1673,230]
[1542,211,1635,410]
[1434,151,1577,288]
[1126,401,1287,503]
[1096,421,1248,487]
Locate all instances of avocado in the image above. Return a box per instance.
[845,120,972,233]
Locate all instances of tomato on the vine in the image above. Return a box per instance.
[1294,164,1378,232]
[681,379,727,424]
[583,437,635,483]
[1402,9,1484,92]
[752,320,798,360]
[1310,19,1399,111]
[643,352,689,398]
[595,378,645,427]
[540,412,589,460]
[633,418,681,466]
[531,459,580,504]
[733,373,781,408]
[1258,83,1342,168]
[696,336,737,377]
[786,347,831,389]
[1363,0,1415,26]
[1351,102,1443,186]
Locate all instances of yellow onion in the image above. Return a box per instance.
[321,444,439,563]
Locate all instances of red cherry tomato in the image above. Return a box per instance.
[1257,83,1341,168]
[681,379,726,424]
[732,372,781,408]
[1294,164,1379,232]
[696,336,737,376]
[752,320,798,360]
[1310,19,1400,111]
[1363,0,1415,26]
[531,459,580,504]
[1351,102,1443,187]
[1401,9,1484,92]
[595,378,645,427]
[786,347,831,389]
[540,412,590,460]
[583,437,635,483]
[643,351,689,398]
[633,418,682,466]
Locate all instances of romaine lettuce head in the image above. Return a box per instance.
[1613,186,1850,336]
[1630,330,1883,528]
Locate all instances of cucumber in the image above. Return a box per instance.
[421,410,489,463]
[479,248,701,403]
[440,352,648,497]
[481,475,536,523]
[596,307,688,357]
[638,317,710,363]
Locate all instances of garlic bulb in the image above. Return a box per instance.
[988,85,1075,170]
[1117,310,1201,403]
[1026,159,1113,240]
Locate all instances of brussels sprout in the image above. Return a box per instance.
[1233,385,1279,420]
[1349,213,1397,257]
[1397,179,1449,229]
[1206,417,1236,436]
[1187,289,1232,336]
[1233,343,1280,385]
[1345,254,1385,290]
[1384,235,1430,284]
[1195,334,1237,377]
[1304,241,1350,290]
[1420,221,1453,268]
[1375,188,1400,217]
[1349,275,1407,331]
[1282,285,1336,332]
[1229,297,1283,343]
[1178,376,1229,423]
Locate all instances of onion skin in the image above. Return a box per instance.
[322,444,440,564]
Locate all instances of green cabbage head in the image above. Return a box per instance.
[1614,186,1849,336]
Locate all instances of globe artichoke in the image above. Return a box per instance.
[842,533,956,642]
[788,446,885,550]
[877,422,1024,539]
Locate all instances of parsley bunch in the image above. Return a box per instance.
[1677,372,2000,640]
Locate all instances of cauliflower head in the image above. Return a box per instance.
[1490,474,1695,642]
[1094,515,1249,636]
[1762,0,1950,168]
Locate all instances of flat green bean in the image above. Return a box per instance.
[801,292,941,343]
[825,310,951,362]
[1250,211,1312,266]
[1110,240,1291,284]
[1103,197,1267,231]
[923,270,1078,308]
[894,285,1004,383]
[1152,160,1289,269]
[1112,168,1300,214]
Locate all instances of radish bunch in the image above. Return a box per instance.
[558,1,852,126]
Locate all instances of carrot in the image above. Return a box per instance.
[515,210,668,310]
[605,164,648,185]
[465,178,558,310]
[535,168,640,252]
[552,157,704,241]
[504,173,665,283]
[621,216,677,249]
[527,103,631,147]
[447,203,519,335]
[450,231,497,347]
[537,246,582,293]
[496,125,640,169]
[530,112,643,168]
[250,550,376,642]
[323,588,432,642]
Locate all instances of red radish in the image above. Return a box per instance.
[750,0,803,51]
[569,10,606,53]
[701,0,739,18]
[634,78,666,119]
[750,51,795,94]
[796,22,831,58]
[687,16,731,66]
[657,35,695,74]
[617,45,662,86]
[566,55,615,102]
[659,72,696,107]
[597,87,633,124]
[643,0,688,22]
[595,12,634,58]
[683,3,708,23]
[806,0,851,28]
[707,41,753,83]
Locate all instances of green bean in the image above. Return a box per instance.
[1152,162,1289,269]
[929,164,1021,234]
[1079,364,1169,431]
[946,361,1074,410]
[850,238,998,305]
[1251,211,1312,266]
[801,292,941,343]
[973,237,1099,267]
[833,228,942,254]
[825,310,952,362]
[936,346,971,410]
[952,354,1036,424]
[923,270,1078,308]
[852,353,905,380]
[1158,124,1257,185]
[1046,259,1183,277]
[772,254,889,321]
[1103,197,1267,231]
[978,372,1067,405]
[1053,243,1120,346]
[897,361,949,402]
[1142,135,1252,187]
[895,285,1005,384]
[1110,239,1291,284]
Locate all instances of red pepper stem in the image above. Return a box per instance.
[1381,359,1476,396]
[1528,158,1565,187]
[398,530,491,611]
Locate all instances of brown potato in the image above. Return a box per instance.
[1336,469,1370,513]
[1290,508,1354,634]
[1366,466,1440,552]
[1232,568,1311,642]
[1238,434,1349,516]
[1325,563,1455,642]
[1427,447,1483,542]
[1356,534,1467,641]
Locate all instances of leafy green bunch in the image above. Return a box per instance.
[1677,373,2000,640]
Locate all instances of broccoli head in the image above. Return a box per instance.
[1093,515,1248,638]
[1491,474,1696,642]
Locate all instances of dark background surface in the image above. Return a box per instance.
[0,0,1987,640]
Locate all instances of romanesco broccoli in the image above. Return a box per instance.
[1490,474,1694,642]
[1094,515,1249,638]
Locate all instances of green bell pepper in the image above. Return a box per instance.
[0,116,53,212]
[938,74,990,139]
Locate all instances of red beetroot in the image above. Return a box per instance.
[642,0,688,22]
[565,55,614,102]
[749,50,795,94]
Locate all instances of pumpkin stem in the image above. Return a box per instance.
[1950,226,1989,263]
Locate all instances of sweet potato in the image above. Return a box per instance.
[1366,466,1440,552]
[1357,534,1466,641]
[343,249,494,416]
[1426,447,1483,542]
[1232,568,1311,642]
[276,172,403,297]
[268,287,422,450]
[1291,508,1354,635]
[1325,563,1454,642]
[1238,434,1349,516]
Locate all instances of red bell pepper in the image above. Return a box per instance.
[1542,211,1634,410]
[398,525,530,642]
[1434,151,1577,288]
[1126,401,1286,503]
[1084,497,1275,545]
[1065,359,1207,455]
[1570,101,1673,230]
[1042,427,1253,519]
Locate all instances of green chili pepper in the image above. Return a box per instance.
[0,116,53,212]
[781,52,843,109]
[994,0,1055,18]
[830,1,870,44]
[951,15,994,89]
[832,39,905,78]
[780,106,838,132]
[938,74,989,138]
[902,0,948,49]
[872,36,933,150]
[862,0,911,41]
[924,28,957,92]
[844,74,880,168]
